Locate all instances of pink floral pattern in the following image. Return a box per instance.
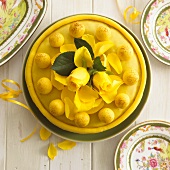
[115,121,170,170]
[0,0,47,65]
[142,0,170,64]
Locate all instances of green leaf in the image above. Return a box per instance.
[51,52,76,76]
[93,57,106,71]
[105,71,114,75]
[74,38,94,59]
[82,58,87,68]
[88,68,98,76]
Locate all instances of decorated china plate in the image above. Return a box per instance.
[141,0,170,65]
[114,120,170,170]
[0,0,47,66]
[22,17,151,142]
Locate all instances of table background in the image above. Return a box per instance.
[0,0,170,170]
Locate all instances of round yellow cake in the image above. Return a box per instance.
[25,15,147,134]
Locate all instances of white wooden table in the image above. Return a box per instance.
[0,0,170,169]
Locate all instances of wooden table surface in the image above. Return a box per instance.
[0,0,170,170]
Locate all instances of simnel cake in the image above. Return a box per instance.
[25,15,147,134]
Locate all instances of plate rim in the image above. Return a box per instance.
[0,0,48,66]
[114,120,170,169]
[22,14,151,142]
[141,0,170,65]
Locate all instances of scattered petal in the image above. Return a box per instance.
[48,143,57,160]
[82,34,95,49]
[101,54,111,71]
[51,71,64,90]
[99,80,123,104]
[20,125,37,142]
[74,86,98,112]
[87,98,104,114]
[107,53,122,74]
[58,140,76,150]
[53,71,67,85]
[94,41,114,56]
[74,91,95,112]
[78,85,98,103]
[40,127,51,141]
[74,46,93,67]
[60,44,76,53]
[64,97,77,120]
[61,87,75,101]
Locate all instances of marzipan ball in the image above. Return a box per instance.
[117,45,133,61]
[98,108,115,124]
[69,22,85,38]
[123,69,139,85]
[96,25,111,41]
[74,112,90,127]
[35,53,51,68]
[115,93,130,109]
[37,77,52,94]
[49,32,64,47]
[49,99,65,117]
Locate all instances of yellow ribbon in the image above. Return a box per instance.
[116,0,141,24]
[0,79,37,142]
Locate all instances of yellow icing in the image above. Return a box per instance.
[25,15,146,134]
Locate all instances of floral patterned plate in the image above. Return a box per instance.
[0,0,47,66]
[114,120,170,170]
[141,0,170,65]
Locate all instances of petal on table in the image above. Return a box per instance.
[58,140,76,150]
[48,143,57,160]
[40,127,51,141]
[74,46,93,67]
[60,44,76,53]
[94,41,114,56]
[107,53,122,74]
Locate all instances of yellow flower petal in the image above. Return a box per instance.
[48,143,57,160]
[64,97,77,120]
[101,54,111,71]
[74,86,97,112]
[99,80,123,104]
[58,140,76,150]
[40,127,51,141]
[109,75,123,82]
[66,67,90,92]
[61,87,75,101]
[53,71,67,85]
[87,98,104,114]
[107,53,122,74]
[51,71,64,90]
[60,44,76,53]
[82,34,95,49]
[20,125,37,142]
[74,46,93,67]
[94,41,114,56]
[78,85,98,103]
